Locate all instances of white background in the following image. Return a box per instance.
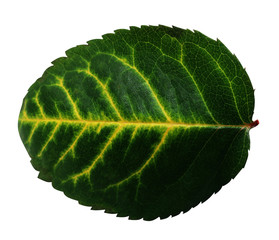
[1,0,278,239]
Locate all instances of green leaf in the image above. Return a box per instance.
[18,25,258,220]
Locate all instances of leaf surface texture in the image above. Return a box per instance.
[18,25,256,220]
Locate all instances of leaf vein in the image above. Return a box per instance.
[54,124,87,169]
[68,125,122,186]
[103,53,172,122]
[19,117,251,129]
[78,66,123,121]
[155,51,219,124]
[34,90,46,119]
[185,42,246,124]
[105,127,170,190]
[26,122,39,144]
[37,123,61,157]
[121,40,219,124]
[53,75,82,120]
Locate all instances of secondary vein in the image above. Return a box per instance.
[78,65,124,121]
[185,42,246,124]
[102,52,173,123]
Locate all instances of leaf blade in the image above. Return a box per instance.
[18,25,256,220]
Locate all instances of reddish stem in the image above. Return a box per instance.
[249,119,259,129]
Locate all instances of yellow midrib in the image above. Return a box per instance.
[19,117,251,129]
